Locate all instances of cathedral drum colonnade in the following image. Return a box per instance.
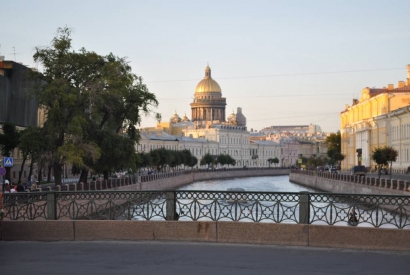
[190,65,227,127]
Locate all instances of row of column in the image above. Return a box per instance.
[192,107,225,122]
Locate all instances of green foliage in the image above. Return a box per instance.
[0,122,21,157]
[187,156,198,168]
[325,132,341,151]
[216,154,227,166]
[200,153,214,167]
[225,155,236,166]
[307,155,326,168]
[0,123,21,181]
[30,27,158,184]
[371,146,398,169]
[325,132,344,165]
[150,147,171,171]
[137,152,152,169]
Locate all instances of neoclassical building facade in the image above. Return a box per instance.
[139,65,281,167]
[340,65,410,170]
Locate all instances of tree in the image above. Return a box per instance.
[155,113,162,124]
[273,157,279,167]
[307,155,326,169]
[325,132,345,165]
[187,156,198,169]
[180,149,193,168]
[371,146,398,179]
[0,122,21,182]
[200,153,214,168]
[169,150,182,170]
[267,158,274,168]
[150,148,170,172]
[31,27,158,185]
[136,152,152,173]
[225,155,236,167]
[216,154,227,167]
[17,127,45,184]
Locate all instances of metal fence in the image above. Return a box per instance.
[3,191,410,229]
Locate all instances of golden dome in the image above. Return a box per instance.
[195,65,222,93]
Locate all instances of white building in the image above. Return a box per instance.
[138,65,281,167]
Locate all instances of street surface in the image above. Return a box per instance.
[1,241,409,275]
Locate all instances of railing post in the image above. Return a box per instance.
[299,191,310,224]
[47,191,57,220]
[166,191,177,220]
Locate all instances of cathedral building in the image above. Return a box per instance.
[139,65,281,168]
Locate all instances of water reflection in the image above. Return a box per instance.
[178,176,317,193]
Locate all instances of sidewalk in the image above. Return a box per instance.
[1,241,409,275]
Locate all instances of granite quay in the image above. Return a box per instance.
[27,167,289,192]
[290,169,410,195]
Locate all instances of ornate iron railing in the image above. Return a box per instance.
[2,191,410,229]
[2,192,49,220]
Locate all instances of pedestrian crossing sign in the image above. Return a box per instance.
[4,157,13,167]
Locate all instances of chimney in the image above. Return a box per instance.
[398,81,405,88]
[387,84,394,90]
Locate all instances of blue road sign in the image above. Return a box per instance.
[0,167,6,176]
[4,157,13,167]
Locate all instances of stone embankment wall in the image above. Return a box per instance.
[290,170,410,195]
[2,220,410,251]
[42,168,288,192]
[138,169,289,190]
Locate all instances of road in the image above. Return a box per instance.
[1,241,409,275]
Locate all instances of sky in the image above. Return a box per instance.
[2,0,410,133]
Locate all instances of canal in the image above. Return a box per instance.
[178,175,314,192]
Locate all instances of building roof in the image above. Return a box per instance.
[195,65,222,93]
[141,132,217,144]
[251,140,279,146]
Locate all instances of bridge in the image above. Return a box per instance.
[1,168,410,251]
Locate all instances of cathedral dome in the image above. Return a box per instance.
[181,113,190,122]
[195,65,222,93]
[227,110,237,125]
[170,111,181,123]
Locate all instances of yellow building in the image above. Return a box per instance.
[340,65,410,170]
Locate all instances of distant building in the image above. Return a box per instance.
[140,65,279,167]
[340,65,410,170]
[0,58,38,127]
[0,58,41,182]
[260,124,322,135]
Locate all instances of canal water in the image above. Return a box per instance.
[177,175,315,192]
[128,175,408,229]
[175,176,409,229]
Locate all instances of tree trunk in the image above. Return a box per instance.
[103,171,109,180]
[53,162,63,186]
[38,167,42,182]
[5,167,11,182]
[18,157,27,184]
[79,169,88,184]
[47,165,53,183]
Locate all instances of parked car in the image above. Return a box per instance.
[379,168,388,175]
[330,168,338,174]
[350,165,367,176]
